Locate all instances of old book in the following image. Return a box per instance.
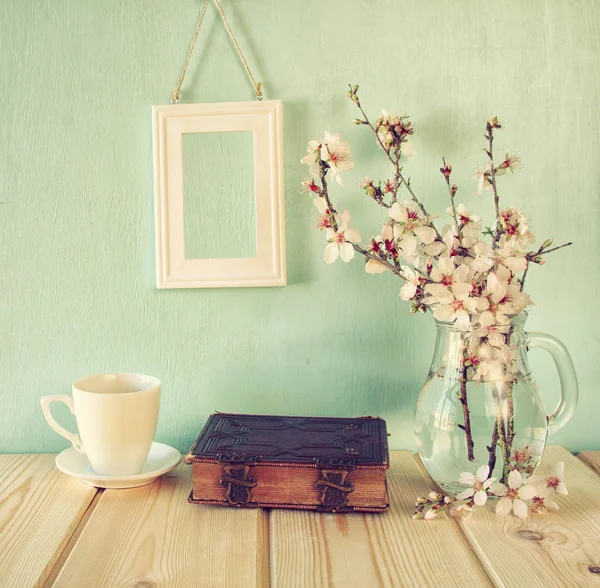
[185,412,389,513]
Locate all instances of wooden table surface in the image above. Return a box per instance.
[1,446,600,587]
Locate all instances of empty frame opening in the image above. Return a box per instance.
[182,131,256,259]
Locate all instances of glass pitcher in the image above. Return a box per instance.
[414,314,578,495]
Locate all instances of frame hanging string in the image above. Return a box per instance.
[172,0,210,104]
[213,0,262,100]
[171,0,263,104]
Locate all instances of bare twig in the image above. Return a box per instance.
[520,260,531,292]
[491,388,510,484]
[392,167,401,205]
[319,165,338,233]
[441,158,461,242]
[487,421,499,477]
[459,337,475,462]
[485,126,503,247]
[506,382,515,449]
[527,242,573,258]
[521,241,573,290]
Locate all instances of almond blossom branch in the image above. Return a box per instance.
[315,163,407,279]
[486,421,499,476]
[489,384,511,483]
[521,241,573,290]
[352,244,406,278]
[458,344,475,461]
[520,260,531,292]
[413,492,457,520]
[400,177,440,241]
[300,92,573,497]
[348,85,443,242]
[319,165,338,232]
[484,118,503,246]
[441,159,462,241]
[506,383,516,449]
[415,461,569,521]
[348,85,396,167]
[392,167,401,205]
[527,242,573,258]
[360,177,391,209]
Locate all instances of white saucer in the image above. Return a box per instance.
[55,442,182,489]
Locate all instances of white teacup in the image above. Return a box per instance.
[41,373,161,476]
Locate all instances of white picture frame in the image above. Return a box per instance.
[152,100,286,288]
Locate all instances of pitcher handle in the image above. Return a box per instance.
[527,332,578,436]
[40,394,85,453]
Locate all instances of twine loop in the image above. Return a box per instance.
[172,0,263,104]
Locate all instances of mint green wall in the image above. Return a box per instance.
[1,1,598,454]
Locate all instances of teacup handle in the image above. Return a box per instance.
[40,395,85,453]
[527,332,579,436]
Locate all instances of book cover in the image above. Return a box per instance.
[186,413,389,513]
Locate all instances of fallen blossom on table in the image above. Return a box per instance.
[413,462,569,521]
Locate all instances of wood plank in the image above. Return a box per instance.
[579,451,600,477]
[51,462,269,588]
[269,451,492,588]
[0,454,98,588]
[42,489,105,587]
[458,445,600,587]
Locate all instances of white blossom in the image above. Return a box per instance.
[428,257,470,295]
[529,462,568,496]
[449,503,474,519]
[300,139,322,177]
[365,259,389,274]
[320,132,354,185]
[496,153,522,174]
[388,202,436,245]
[424,507,438,520]
[477,272,515,327]
[456,465,496,506]
[530,484,560,514]
[400,265,420,300]
[429,289,480,331]
[499,208,535,251]
[447,203,482,233]
[313,197,328,214]
[490,470,537,518]
[300,133,354,186]
[324,211,361,263]
[424,257,481,330]
[474,162,492,196]
[472,237,527,277]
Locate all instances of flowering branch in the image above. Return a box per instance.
[301,85,572,328]
[353,243,406,279]
[487,422,499,475]
[484,117,502,245]
[413,491,458,520]
[319,164,336,230]
[349,86,396,166]
[348,85,443,242]
[300,87,573,489]
[521,239,573,290]
[441,159,462,240]
[459,337,475,461]
[491,386,510,481]
[414,462,568,521]
[527,241,573,259]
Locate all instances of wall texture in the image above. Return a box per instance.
[1,0,598,454]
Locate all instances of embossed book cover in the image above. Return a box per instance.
[185,413,390,513]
